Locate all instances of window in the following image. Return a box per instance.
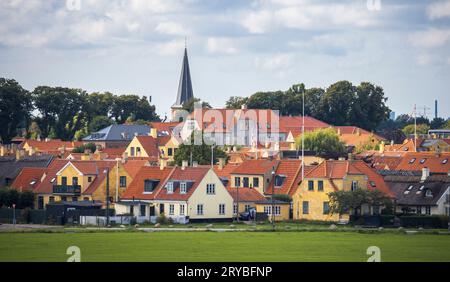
[140,205,146,216]
[425,206,431,215]
[61,177,67,186]
[61,196,67,202]
[245,204,251,212]
[302,201,309,214]
[351,181,358,191]
[416,206,422,214]
[206,183,215,195]
[130,147,135,156]
[264,206,271,214]
[168,148,173,156]
[87,176,92,182]
[144,179,159,193]
[50,177,56,183]
[169,204,174,215]
[253,177,259,188]
[30,180,36,185]
[275,175,286,187]
[233,204,238,214]
[136,147,141,156]
[197,204,204,215]
[180,182,187,194]
[130,205,134,216]
[72,197,78,202]
[72,177,78,186]
[180,204,185,215]
[234,177,241,187]
[425,189,433,197]
[273,206,281,215]
[167,182,174,194]
[120,176,126,187]
[409,158,416,164]
[219,204,226,215]
[318,180,324,191]
[323,202,330,215]
[83,197,89,201]
[49,196,55,203]
[308,180,314,191]
[443,159,448,164]
[419,158,427,164]
[243,177,249,188]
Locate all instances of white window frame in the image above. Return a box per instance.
[169,204,174,215]
[197,204,204,215]
[206,183,216,195]
[167,182,174,194]
[219,204,225,215]
[180,182,187,194]
[180,204,185,215]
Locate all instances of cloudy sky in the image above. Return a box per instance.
[1,0,450,119]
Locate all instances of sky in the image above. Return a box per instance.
[0,0,450,120]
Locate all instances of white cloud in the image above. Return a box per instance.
[155,22,188,36]
[241,1,378,34]
[427,0,450,20]
[254,53,293,71]
[410,29,450,48]
[154,39,185,56]
[416,53,434,66]
[206,37,238,55]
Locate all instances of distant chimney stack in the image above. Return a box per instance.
[182,160,188,170]
[0,145,5,157]
[421,167,430,182]
[150,128,158,138]
[218,158,226,170]
[160,158,167,170]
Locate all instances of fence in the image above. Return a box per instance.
[0,208,47,224]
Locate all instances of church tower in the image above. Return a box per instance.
[171,46,194,121]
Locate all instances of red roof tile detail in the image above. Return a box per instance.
[395,152,450,174]
[135,136,160,158]
[121,166,174,200]
[232,159,279,175]
[11,167,46,192]
[227,187,266,202]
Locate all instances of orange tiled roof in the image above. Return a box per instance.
[100,147,126,158]
[266,159,303,195]
[226,187,266,202]
[34,159,70,194]
[352,161,393,196]
[11,167,46,192]
[149,122,181,133]
[385,138,423,152]
[123,160,149,178]
[232,159,279,175]
[305,160,362,179]
[82,161,117,195]
[155,166,210,201]
[135,136,160,158]
[23,139,81,152]
[121,166,174,200]
[395,152,450,174]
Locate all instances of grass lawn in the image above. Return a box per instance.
[1,232,450,262]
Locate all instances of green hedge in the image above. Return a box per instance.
[400,215,449,228]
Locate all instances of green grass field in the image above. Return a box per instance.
[1,231,450,262]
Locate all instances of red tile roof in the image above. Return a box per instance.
[266,160,303,195]
[34,159,70,194]
[155,167,210,201]
[149,122,181,133]
[232,159,279,175]
[227,187,266,202]
[135,136,160,158]
[23,139,82,152]
[121,166,174,200]
[352,161,393,196]
[100,147,126,158]
[82,161,117,195]
[11,167,46,192]
[395,152,450,174]
[305,160,362,179]
[123,160,149,178]
[279,116,330,135]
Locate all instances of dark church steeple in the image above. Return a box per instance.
[173,46,194,108]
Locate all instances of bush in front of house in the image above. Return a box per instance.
[399,215,449,229]
[156,213,168,225]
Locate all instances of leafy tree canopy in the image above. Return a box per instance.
[328,188,392,216]
[295,128,346,158]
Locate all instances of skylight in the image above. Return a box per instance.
[419,158,427,164]
[409,158,416,164]
[407,185,413,190]
[30,180,36,185]
[443,159,448,164]
[50,177,56,183]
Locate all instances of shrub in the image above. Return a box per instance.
[156,213,168,225]
[399,215,449,229]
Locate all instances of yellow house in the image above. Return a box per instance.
[158,135,180,162]
[292,160,392,222]
[34,160,133,209]
[255,199,290,221]
[116,165,234,223]
[230,159,279,196]
[124,135,160,159]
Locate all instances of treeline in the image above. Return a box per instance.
[0,78,160,143]
[226,81,391,132]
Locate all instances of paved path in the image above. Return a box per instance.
[0,224,61,231]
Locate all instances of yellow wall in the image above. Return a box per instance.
[292,174,368,221]
[56,163,93,193]
[231,174,266,195]
[255,203,290,221]
[91,163,132,206]
[188,169,234,219]
[159,137,179,161]
[125,137,149,157]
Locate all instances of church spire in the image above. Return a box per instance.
[173,44,194,107]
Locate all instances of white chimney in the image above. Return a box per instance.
[160,159,167,170]
[192,161,198,167]
[182,160,189,170]
[421,167,430,182]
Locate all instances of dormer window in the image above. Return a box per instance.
[167,182,174,194]
[180,182,187,194]
[274,175,286,187]
[409,158,416,164]
[425,189,433,197]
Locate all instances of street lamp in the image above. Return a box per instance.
[271,168,275,231]
[103,168,110,227]
[12,203,16,228]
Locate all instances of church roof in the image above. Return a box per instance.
[173,48,194,107]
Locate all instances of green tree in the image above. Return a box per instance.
[430,117,446,129]
[88,115,113,133]
[444,120,450,129]
[402,124,430,135]
[0,78,32,143]
[182,98,212,113]
[111,95,159,123]
[225,96,248,109]
[173,132,227,166]
[72,143,97,153]
[18,191,35,209]
[328,188,392,216]
[32,86,87,140]
[27,121,42,140]
[85,92,114,118]
[295,128,346,158]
